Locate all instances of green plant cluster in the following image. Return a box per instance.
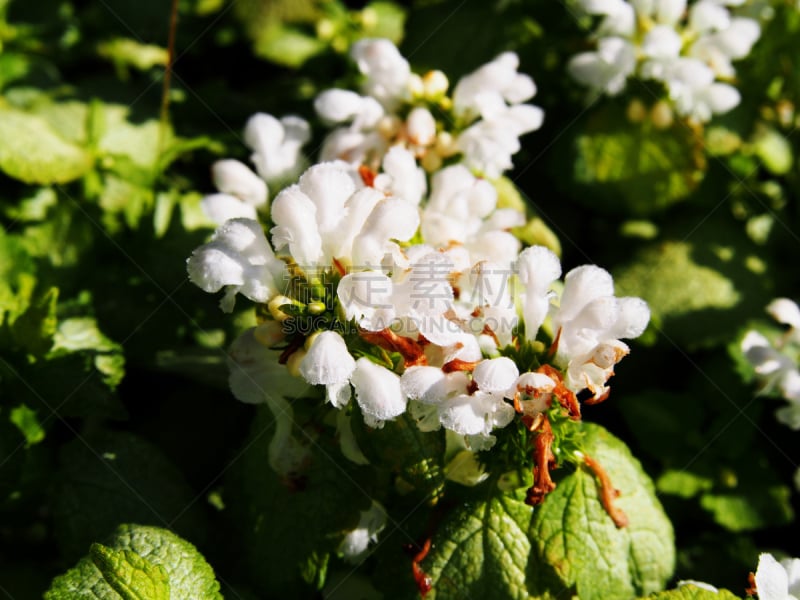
[0,0,798,598]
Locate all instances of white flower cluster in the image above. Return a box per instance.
[315,38,544,178]
[187,39,650,477]
[568,0,761,122]
[741,298,800,493]
[742,298,800,429]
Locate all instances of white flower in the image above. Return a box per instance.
[551,265,649,398]
[319,126,386,165]
[421,164,501,247]
[338,270,396,331]
[187,218,286,312]
[664,58,740,122]
[741,329,800,428]
[373,145,427,206]
[741,330,795,385]
[299,331,356,407]
[200,159,269,225]
[767,298,800,343]
[453,52,537,120]
[569,0,756,121]
[507,372,557,416]
[401,367,468,405]
[577,0,636,36]
[244,113,310,183]
[459,260,519,350]
[641,25,683,62]
[439,390,515,438]
[338,501,387,564]
[351,357,407,427]
[568,37,637,96]
[314,89,384,128]
[375,250,466,347]
[212,159,268,207]
[688,0,731,33]
[438,358,518,439]
[517,245,562,342]
[457,104,543,178]
[351,38,411,107]
[754,553,800,600]
[201,193,259,225]
[633,0,687,25]
[689,17,761,79]
[351,197,420,267]
[270,161,419,270]
[473,356,519,393]
[406,107,437,146]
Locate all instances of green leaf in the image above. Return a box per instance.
[0,52,32,89]
[97,38,168,72]
[353,411,446,503]
[0,108,92,184]
[562,104,705,216]
[699,485,794,532]
[360,2,406,44]
[255,23,326,68]
[32,100,92,146]
[527,423,675,600]
[8,404,45,446]
[3,186,58,222]
[97,106,163,172]
[420,491,536,600]
[643,584,743,599]
[657,470,713,499]
[753,126,793,175]
[90,544,170,600]
[45,524,223,600]
[48,317,126,388]
[234,0,323,67]
[417,424,674,600]
[53,431,207,560]
[613,220,772,349]
[10,285,58,357]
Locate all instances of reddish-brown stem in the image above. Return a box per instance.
[525,415,557,506]
[408,538,433,597]
[584,454,628,528]
[157,0,179,162]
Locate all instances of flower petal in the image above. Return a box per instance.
[351,358,407,427]
[755,553,790,600]
[299,331,356,386]
[473,357,519,393]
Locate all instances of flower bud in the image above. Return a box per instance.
[423,70,449,98]
[268,295,296,321]
[286,348,307,377]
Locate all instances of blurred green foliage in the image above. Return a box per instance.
[0,0,797,598]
